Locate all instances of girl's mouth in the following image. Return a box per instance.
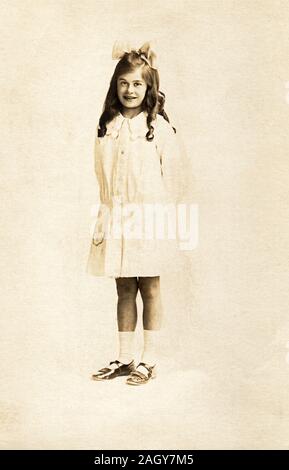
[124,96,137,101]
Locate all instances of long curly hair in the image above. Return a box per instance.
[98,51,176,140]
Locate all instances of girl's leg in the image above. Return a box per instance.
[115,276,139,364]
[138,276,162,330]
[115,276,138,331]
[138,276,162,370]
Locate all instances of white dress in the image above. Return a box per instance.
[86,110,184,278]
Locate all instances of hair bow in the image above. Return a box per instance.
[112,41,158,70]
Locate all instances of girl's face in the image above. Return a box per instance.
[117,67,147,113]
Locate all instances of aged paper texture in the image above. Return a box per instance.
[1,0,289,449]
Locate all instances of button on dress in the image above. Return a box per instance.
[86,110,185,278]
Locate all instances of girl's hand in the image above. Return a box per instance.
[92,230,105,247]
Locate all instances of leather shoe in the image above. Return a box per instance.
[91,359,135,381]
[126,362,156,385]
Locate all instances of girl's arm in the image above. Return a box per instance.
[157,119,194,251]
[157,119,189,204]
[92,136,105,244]
[94,135,103,202]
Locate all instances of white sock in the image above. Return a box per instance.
[117,331,135,365]
[140,329,159,367]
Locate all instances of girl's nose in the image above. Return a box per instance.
[127,83,134,94]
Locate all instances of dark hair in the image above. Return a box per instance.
[97,51,176,140]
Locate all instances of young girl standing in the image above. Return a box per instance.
[86,41,184,385]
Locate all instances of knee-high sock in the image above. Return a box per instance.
[140,329,159,366]
[117,331,135,364]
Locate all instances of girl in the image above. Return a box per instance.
[86,41,184,385]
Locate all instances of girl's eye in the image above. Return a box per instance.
[119,82,143,86]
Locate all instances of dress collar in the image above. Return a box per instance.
[106,110,154,140]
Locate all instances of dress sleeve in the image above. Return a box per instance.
[157,119,189,204]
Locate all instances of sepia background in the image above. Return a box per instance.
[1,0,289,449]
